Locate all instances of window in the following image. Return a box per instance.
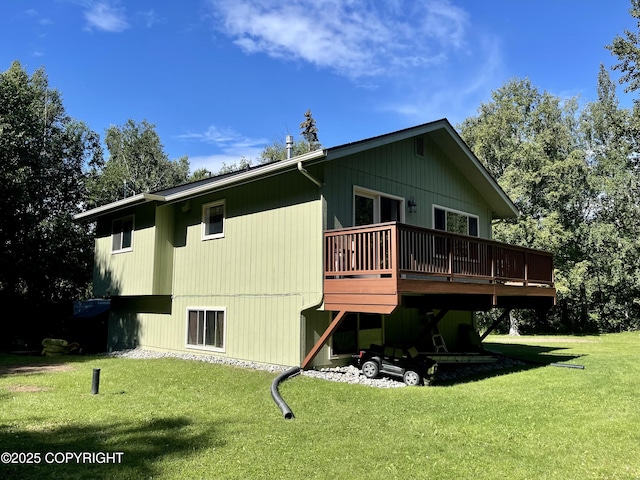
[202,200,225,239]
[415,136,425,157]
[111,215,134,253]
[354,187,404,226]
[332,313,383,357]
[186,308,225,351]
[354,194,375,226]
[433,206,478,236]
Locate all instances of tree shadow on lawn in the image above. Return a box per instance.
[0,352,131,379]
[0,417,225,479]
[434,343,586,387]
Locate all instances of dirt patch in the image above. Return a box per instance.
[5,385,50,393]
[0,364,73,376]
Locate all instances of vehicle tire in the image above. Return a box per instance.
[403,370,423,386]
[362,360,379,379]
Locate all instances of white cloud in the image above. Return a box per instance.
[187,154,245,175]
[209,0,470,80]
[139,9,163,28]
[379,32,505,125]
[177,125,269,173]
[84,2,129,32]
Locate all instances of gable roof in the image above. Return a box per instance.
[326,119,517,218]
[74,119,517,220]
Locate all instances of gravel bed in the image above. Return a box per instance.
[105,348,524,388]
[105,348,291,374]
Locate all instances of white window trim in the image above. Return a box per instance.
[330,313,385,359]
[185,306,227,353]
[432,204,479,236]
[111,215,134,254]
[202,200,225,240]
[353,186,405,225]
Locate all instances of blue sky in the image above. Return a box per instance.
[2,1,636,173]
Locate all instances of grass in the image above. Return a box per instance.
[1,332,640,479]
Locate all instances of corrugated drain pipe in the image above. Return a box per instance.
[271,367,301,419]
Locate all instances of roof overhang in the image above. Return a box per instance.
[74,119,517,221]
[73,193,165,221]
[73,149,326,221]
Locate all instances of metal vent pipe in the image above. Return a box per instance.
[286,135,294,159]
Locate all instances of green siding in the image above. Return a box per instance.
[384,308,472,352]
[324,136,494,237]
[98,133,502,367]
[94,203,158,296]
[152,205,174,295]
[105,170,324,366]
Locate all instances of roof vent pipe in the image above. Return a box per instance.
[286,135,294,159]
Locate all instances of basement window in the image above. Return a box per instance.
[111,215,134,253]
[186,308,225,352]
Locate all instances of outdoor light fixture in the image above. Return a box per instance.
[408,197,417,213]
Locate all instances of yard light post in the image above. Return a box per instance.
[91,368,101,395]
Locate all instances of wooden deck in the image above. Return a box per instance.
[323,222,556,313]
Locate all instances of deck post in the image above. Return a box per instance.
[301,311,348,369]
[448,236,453,281]
[391,223,398,279]
[490,244,495,283]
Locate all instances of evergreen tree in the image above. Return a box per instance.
[299,109,320,150]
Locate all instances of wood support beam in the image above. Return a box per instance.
[480,308,512,341]
[431,309,449,327]
[301,311,348,370]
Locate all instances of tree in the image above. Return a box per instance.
[580,65,640,331]
[0,61,101,310]
[299,109,320,150]
[258,136,310,164]
[607,0,640,94]
[260,110,322,163]
[458,78,591,333]
[87,119,189,207]
[215,111,323,175]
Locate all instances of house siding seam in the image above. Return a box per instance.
[103,170,324,366]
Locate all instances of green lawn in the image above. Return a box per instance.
[1,332,639,479]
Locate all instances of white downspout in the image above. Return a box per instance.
[297,161,323,189]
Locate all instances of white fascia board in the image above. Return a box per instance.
[72,193,166,220]
[163,149,326,203]
[73,149,326,220]
[441,124,518,218]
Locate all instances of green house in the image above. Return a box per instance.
[75,119,555,369]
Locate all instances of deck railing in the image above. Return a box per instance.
[324,222,554,286]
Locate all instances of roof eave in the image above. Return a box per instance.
[73,193,165,221]
[428,123,518,219]
[164,148,326,203]
[73,149,326,220]
[325,119,517,219]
